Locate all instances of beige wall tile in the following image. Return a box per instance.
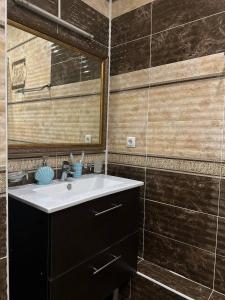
[82,0,109,17]
[150,53,225,85]
[0,0,5,25]
[112,0,153,19]
[108,89,148,154]
[110,68,150,91]
[147,78,225,160]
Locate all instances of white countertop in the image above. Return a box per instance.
[9,174,144,213]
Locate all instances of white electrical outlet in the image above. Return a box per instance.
[127,137,136,148]
[85,134,92,144]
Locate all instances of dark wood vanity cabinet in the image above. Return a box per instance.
[9,188,139,300]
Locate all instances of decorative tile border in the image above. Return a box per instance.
[108,153,223,177]
[8,153,105,173]
[0,171,5,194]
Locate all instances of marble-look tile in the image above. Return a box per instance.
[26,0,58,15]
[138,260,212,300]
[150,53,225,85]
[61,0,109,46]
[145,169,220,215]
[152,0,225,34]
[145,200,217,252]
[0,100,5,168]
[0,196,6,258]
[112,0,153,19]
[110,68,150,91]
[111,37,150,76]
[131,273,184,300]
[152,13,225,67]
[147,79,225,161]
[0,172,5,195]
[217,218,225,257]
[81,0,109,17]
[210,291,225,300]
[112,3,151,46]
[219,179,225,218]
[144,231,215,288]
[0,258,7,300]
[215,255,225,295]
[107,163,145,198]
[0,28,5,100]
[108,89,148,154]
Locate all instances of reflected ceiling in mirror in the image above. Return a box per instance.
[7,24,104,147]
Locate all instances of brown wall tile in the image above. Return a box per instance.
[0,258,7,300]
[111,3,151,46]
[61,0,109,46]
[145,200,217,252]
[217,218,225,257]
[211,291,225,300]
[215,255,225,295]
[145,169,220,215]
[219,179,225,218]
[111,37,150,76]
[0,196,6,258]
[144,230,215,288]
[152,0,225,33]
[27,0,58,15]
[152,13,225,67]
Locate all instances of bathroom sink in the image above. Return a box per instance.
[9,174,143,213]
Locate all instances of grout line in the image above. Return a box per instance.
[152,9,225,36]
[145,229,216,256]
[145,198,221,219]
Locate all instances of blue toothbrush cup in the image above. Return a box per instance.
[73,163,83,178]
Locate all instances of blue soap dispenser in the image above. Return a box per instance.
[35,157,54,185]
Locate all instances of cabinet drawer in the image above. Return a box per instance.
[49,188,139,278]
[49,233,138,300]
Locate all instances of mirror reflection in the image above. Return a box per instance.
[7,25,103,146]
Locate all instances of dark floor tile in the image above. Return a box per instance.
[111,37,150,76]
[0,258,7,300]
[61,0,109,46]
[107,164,145,198]
[152,12,225,67]
[144,230,215,288]
[146,169,220,215]
[138,228,144,258]
[217,218,225,257]
[27,0,58,15]
[112,3,151,46]
[152,0,225,33]
[211,291,225,300]
[138,260,212,300]
[219,179,225,217]
[0,196,6,258]
[131,274,183,300]
[215,255,225,295]
[145,200,217,252]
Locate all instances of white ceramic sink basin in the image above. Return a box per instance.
[9,174,144,213]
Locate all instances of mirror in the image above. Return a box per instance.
[7,24,105,150]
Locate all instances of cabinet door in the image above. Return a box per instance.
[49,233,138,300]
[49,188,139,278]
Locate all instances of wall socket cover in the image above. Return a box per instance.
[127,137,136,148]
[85,134,92,144]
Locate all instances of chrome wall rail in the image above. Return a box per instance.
[14,0,94,39]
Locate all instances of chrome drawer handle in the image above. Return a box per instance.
[93,203,123,217]
[92,254,122,275]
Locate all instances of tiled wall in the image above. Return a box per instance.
[0,0,6,299]
[108,0,225,298]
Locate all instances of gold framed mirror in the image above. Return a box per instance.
[7,20,107,157]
